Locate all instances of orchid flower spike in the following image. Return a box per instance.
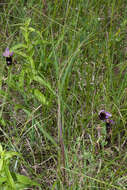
[3,48,14,57]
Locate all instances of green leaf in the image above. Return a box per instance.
[15,183,30,189]
[16,174,40,186]
[0,144,3,153]
[14,104,26,111]
[0,118,6,127]
[25,18,31,27]
[18,70,25,89]
[4,151,20,160]
[33,76,56,96]
[28,27,35,32]
[14,50,27,58]
[0,159,3,171]
[34,89,48,105]
[28,57,35,72]
[60,58,75,91]
[5,165,15,189]
[20,28,29,43]
[60,40,84,91]
[0,89,7,97]
[11,44,27,51]
[0,177,7,185]
[20,26,27,32]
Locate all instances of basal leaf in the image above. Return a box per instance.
[33,76,56,96]
[34,89,48,105]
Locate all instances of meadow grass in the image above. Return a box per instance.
[0,0,127,189]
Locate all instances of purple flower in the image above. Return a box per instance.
[3,48,14,66]
[99,110,115,128]
[108,119,114,124]
[3,48,14,57]
[99,110,112,120]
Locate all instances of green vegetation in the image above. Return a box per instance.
[0,0,127,189]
